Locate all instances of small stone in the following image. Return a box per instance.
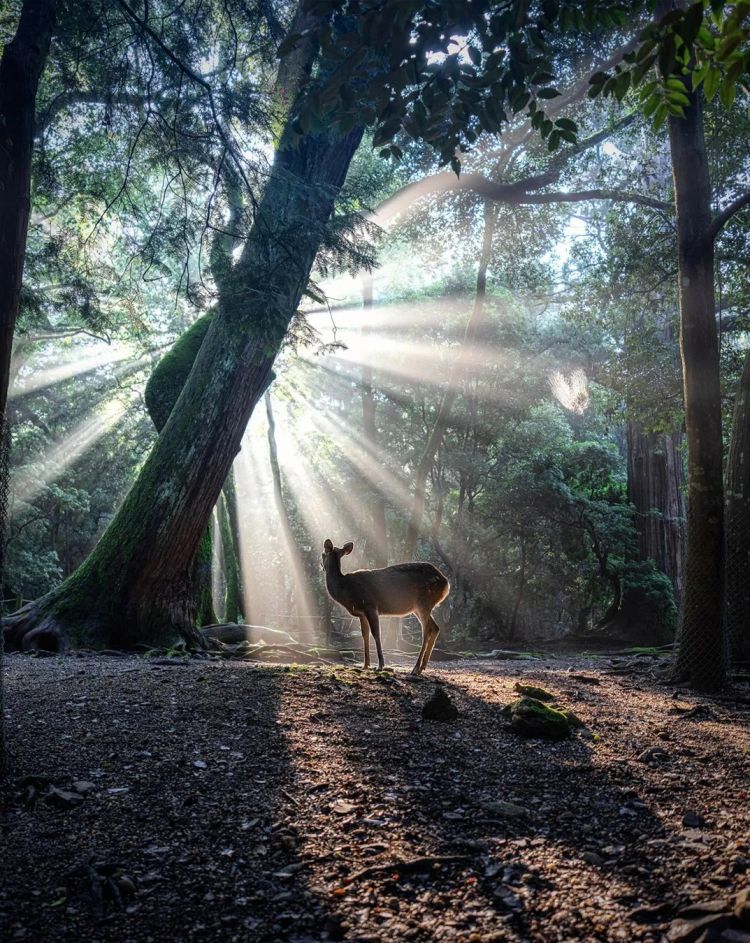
[666,913,734,942]
[480,800,526,819]
[628,901,674,924]
[44,787,84,810]
[582,851,604,866]
[422,687,459,722]
[192,760,207,770]
[72,781,96,795]
[735,888,750,926]
[331,799,357,815]
[683,811,707,828]
[731,857,749,876]
[638,747,669,763]
[680,899,731,918]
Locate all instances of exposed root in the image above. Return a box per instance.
[3,602,67,653]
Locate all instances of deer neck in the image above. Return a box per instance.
[325,558,348,600]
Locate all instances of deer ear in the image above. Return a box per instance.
[342,542,354,555]
[324,539,333,552]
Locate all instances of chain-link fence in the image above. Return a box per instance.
[726,494,750,669]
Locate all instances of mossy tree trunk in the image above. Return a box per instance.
[218,484,244,624]
[4,121,364,651]
[143,314,218,627]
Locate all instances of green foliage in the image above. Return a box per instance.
[589,1,750,128]
[294,0,635,166]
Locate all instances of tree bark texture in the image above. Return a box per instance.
[4,121,364,650]
[626,423,685,602]
[726,349,750,666]
[144,315,218,627]
[668,90,727,689]
[0,0,57,423]
[220,472,245,623]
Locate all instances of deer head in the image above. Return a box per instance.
[321,538,354,574]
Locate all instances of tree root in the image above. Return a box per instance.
[3,602,67,652]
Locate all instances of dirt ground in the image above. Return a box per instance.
[2,650,750,942]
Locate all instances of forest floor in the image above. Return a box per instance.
[2,651,750,943]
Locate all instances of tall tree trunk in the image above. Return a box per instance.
[507,533,526,642]
[143,314,218,627]
[265,391,316,644]
[626,423,685,601]
[220,471,245,623]
[726,350,750,666]
[4,119,364,651]
[668,89,727,689]
[0,0,56,424]
[361,274,388,568]
[0,0,57,767]
[403,200,496,559]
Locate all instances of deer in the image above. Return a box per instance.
[321,539,450,676]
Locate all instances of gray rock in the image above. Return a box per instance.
[45,786,85,810]
[735,888,750,927]
[72,780,96,795]
[666,913,734,942]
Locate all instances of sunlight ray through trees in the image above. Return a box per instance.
[11,398,127,508]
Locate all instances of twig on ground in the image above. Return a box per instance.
[342,855,472,886]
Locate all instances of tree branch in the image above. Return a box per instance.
[704,190,750,245]
[374,171,670,225]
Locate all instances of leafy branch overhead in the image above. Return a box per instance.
[285,0,634,169]
[590,1,750,127]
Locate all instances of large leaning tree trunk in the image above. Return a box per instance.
[4,115,364,651]
[668,87,727,690]
[726,349,750,667]
[626,422,685,602]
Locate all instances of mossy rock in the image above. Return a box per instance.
[510,696,570,740]
[514,682,556,702]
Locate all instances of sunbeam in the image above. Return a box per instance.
[11,342,137,397]
[232,410,321,641]
[12,398,128,507]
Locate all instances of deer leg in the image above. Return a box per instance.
[359,615,370,669]
[420,616,441,673]
[366,610,385,670]
[411,613,430,676]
